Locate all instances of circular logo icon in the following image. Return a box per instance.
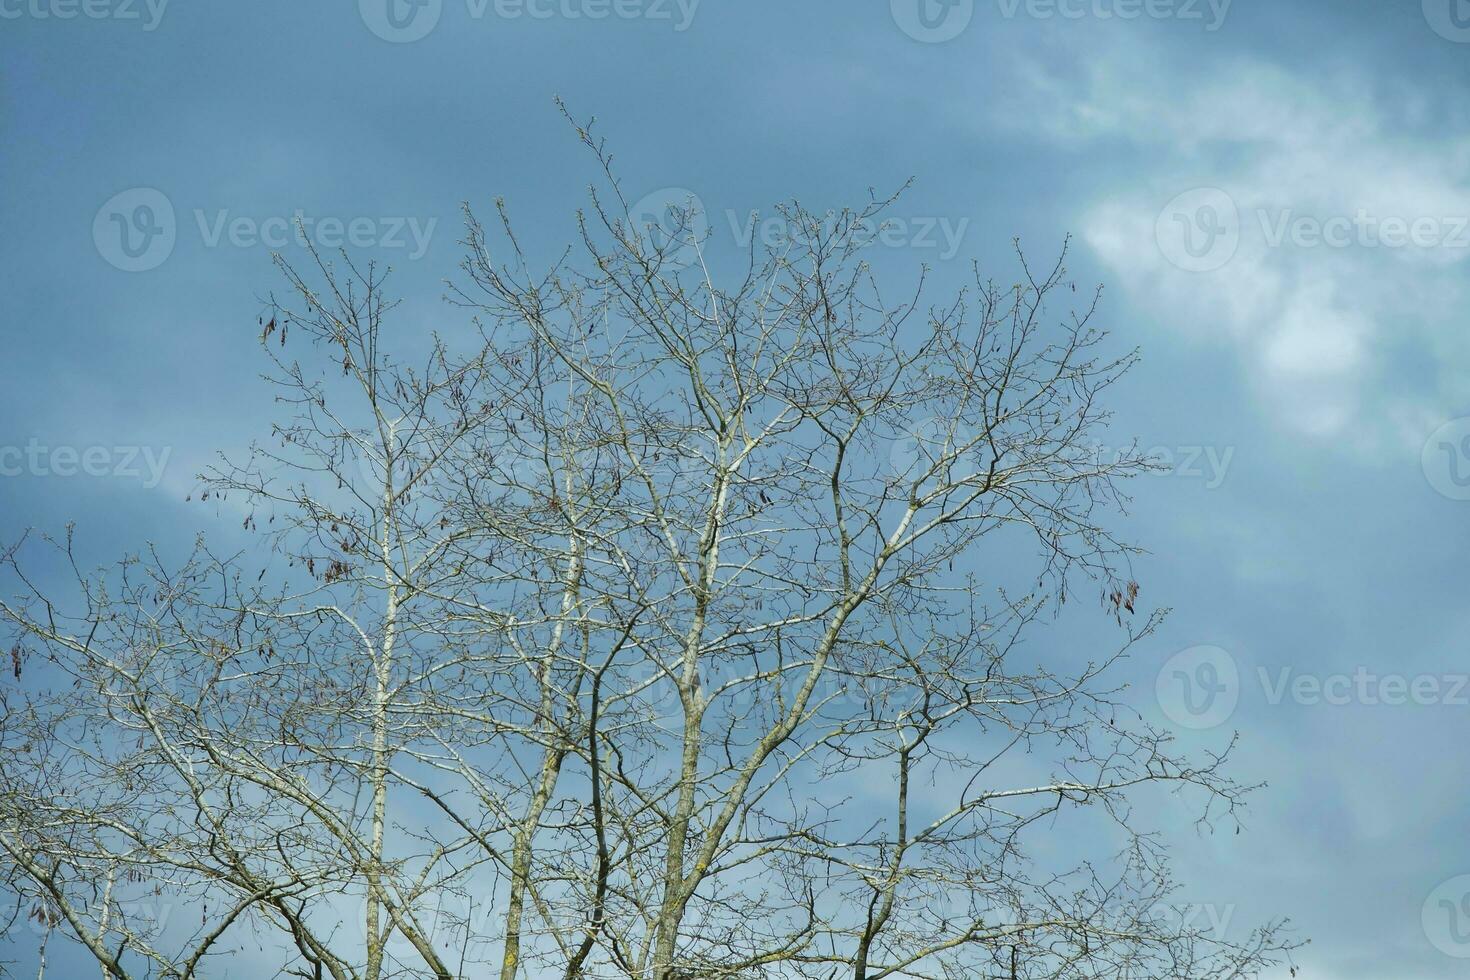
[1155,188,1240,273]
[890,0,975,42]
[93,188,176,272]
[1155,645,1239,730]
[627,187,708,271]
[1424,0,1470,42]
[1424,875,1470,957]
[1422,417,1470,501]
[360,0,442,42]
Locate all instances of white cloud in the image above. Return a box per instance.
[993,39,1470,450]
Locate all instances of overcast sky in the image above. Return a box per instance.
[5,1,1470,976]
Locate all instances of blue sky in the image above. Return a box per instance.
[4,1,1470,976]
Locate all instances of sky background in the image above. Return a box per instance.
[4,0,1470,976]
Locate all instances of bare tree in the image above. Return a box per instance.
[0,122,1295,980]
